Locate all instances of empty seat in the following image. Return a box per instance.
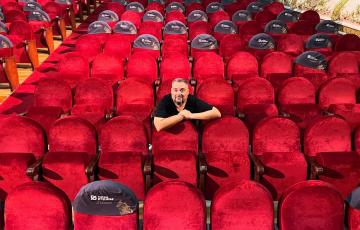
[138,21,162,41]
[254,9,276,29]
[209,9,230,28]
[160,55,191,82]
[56,52,89,88]
[299,10,320,25]
[73,180,138,230]
[328,52,360,89]
[75,35,103,63]
[103,36,132,61]
[27,9,54,52]
[219,34,244,62]
[213,20,237,42]
[211,180,274,229]
[162,36,188,58]
[193,52,224,83]
[276,9,298,30]
[191,33,218,60]
[247,33,275,61]
[86,21,112,44]
[305,33,333,58]
[126,53,158,85]
[0,34,19,90]
[279,180,344,230]
[112,20,138,42]
[132,34,161,60]
[143,180,206,230]
[304,116,360,198]
[98,116,148,199]
[264,19,288,42]
[189,20,211,41]
[238,20,262,44]
[201,117,250,199]
[91,53,125,86]
[5,181,71,230]
[97,10,119,28]
[277,34,304,57]
[163,20,187,41]
[120,10,141,29]
[252,116,307,199]
[335,34,360,52]
[165,10,186,25]
[232,9,252,27]
[227,51,258,87]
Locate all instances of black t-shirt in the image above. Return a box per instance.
[155,94,213,118]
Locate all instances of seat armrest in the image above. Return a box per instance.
[143,154,152,193]
[85,154,100,180]
[305,155,324,179]
[198,153,207,193]
[26,156,44,179]
[250,153,265,182]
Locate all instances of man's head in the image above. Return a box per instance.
[171,78,189,107]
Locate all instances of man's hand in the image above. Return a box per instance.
[179,109,193,119]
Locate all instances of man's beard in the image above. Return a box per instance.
[173,95,184,106]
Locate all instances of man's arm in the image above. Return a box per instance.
[154,114,184,132]
[180,107,221,120]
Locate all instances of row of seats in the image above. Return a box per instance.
[1,180,359,230]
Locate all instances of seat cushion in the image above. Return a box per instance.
[243,104,278,131]
[328,104,360,130]
[27,106,63,133]
[281,104,322,129]
[71,104,107,131]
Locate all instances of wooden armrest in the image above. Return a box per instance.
[305,155,323,179]
[26,156,44,179]
[85,154,99,179]
[250,153,265,182]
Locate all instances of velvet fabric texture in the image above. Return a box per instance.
[98,116,148,199]
[238,21,263,43]
[126,53,158,85]
[196,79,235,116]
[75,35,103,63]
[27,106,63,134]
[138,22,163,41]
[165,11,186,24]
[329,104,360,130]
[318,77,356,110]
[260,52,293,78]
[335,34,360,52]
[211,180,274,230]
[255,10,277,29]
[152,122,198,185]
[103,36,132,61]
[5,181,71,230]
[160,55,191,82]
[193,52,224,83]
[202,117,250,199]
[348,206,360,230]
[57,52,89,89]
[74,212,138,230]
[8,20,34,63]
[162,37,188,58]
[91,53,124,86]
[143,181,206,230]
[328,52,360,77]
[209,10,230,28]
[120,11,141,29]
[253,117,307,199]
[188,21,211,41]
[219,34,244,62]
[227,51,258,86]
[277,34,304,57]
[278,180,344,230]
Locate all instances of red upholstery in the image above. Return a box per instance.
[162,37,188,58]
[219,34,244,62]
[103,36,132,61]
[193,52,224,83]
[5,181,71,230]
[260,52,293,79]
[335,34,360,52]
[120,10,141,29]
[143,180,206,230]
[160,55,191,82]
[4,10,26,23]
[8,20,34,63]
[279,180,344,230]
[255,10,276,29]
[328,52,360,89]
[329,104,360,130]
[165,10,186,24]
[188,21,211,41]
[209,10,229,28]
[126,53,158,85]
[202,117,250,199]
[196,80,235,116]
[348,206,360,230]
[146,2,165,15]
[91,53,124,86]
[138,21,163,41]
[318,77,356,110]
[253,117,307,199]
[98,116,148,199]
[299,10,320,25]
[211,180,274,229]
[57,52,89,89]
[227,51,258,87]
[152,122,198,185]
[238,20,262,43]
[74,212,138,230]
[75,35,103,63]
[277,34,304,57]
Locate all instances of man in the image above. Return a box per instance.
[154,78,221,131]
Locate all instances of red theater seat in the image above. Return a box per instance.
[193,52,224,84]
[226,51,258,87]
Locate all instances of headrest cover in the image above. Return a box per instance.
[126,2,144,13]
[214,20,237,34]
[315,20,339,34]
[149,0,165,4]
[143,10,164,22]
[164,20,187,34]
[248,33,275,50]
[113,20,137,34]
[88,21,112,34]
[0,34,14,48]
[55,0,72,5]
[18,0,37,3]
[232,10,251,22]
[277,9,298,22]
[187,10,208,23]
[191,33,218,50]
[246,2,264,14]
[264,19,288,34]
[347,186,360,210]
[165,2,185,13]
[295,51,327,70]
[23,2,42,12]
[27,9,50,22]
[112,0,128,5]
[133,34,160,50]
[221,0,236,5]
[305,33,332,49]
[184,0,201,5]
[73,180,138,216]
[0,22,8,33]
[206,2,223,14]
[0,13,5,23]
[98,10,119,22]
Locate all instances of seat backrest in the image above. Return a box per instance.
[299,10,320,25]
[227,51,258,81]
[279,180,344,230]
[5,10,27,23]
[160,54,191,82]
[75,35,103,63]
[143,180,206,230]
[277,77,316,106]
[304,116,351,156]
[260,51,293,77]
[211,180,274,230]
[91,53,124,85]
[193,52,224,82]
[126,53,158,85]
[294,51,327,77]
[253,116,300,155]
[328,52,359,75]
[335,34,360,52]
[57,52,89,88]
[219,34,244,60]
[277,34,304,56]
[8,20,33,40]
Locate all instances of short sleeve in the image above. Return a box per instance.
[194,97,213,113]
[155,96,170,118]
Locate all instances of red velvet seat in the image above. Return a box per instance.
[226,51,258,88]
[146,3,165,15]
[91,53,124,86]
[0,34,19,90]
[120,10,141,29]
[112,21,138,43]
[188,20,211,41]
[5,181,71,230]
[305,33,333,58]
[138,21,163,41]
[335,34,360,52]
[289,20,315,42]
[252,116,307,199]
[191,33,218,60]
[151,122,198,186]
[237,77,278,131]
[27,9,54,52]
[279,180,344,230]
[277,34,304,57]
[299,10,320,26]
[277,77,322,129]
[209,10,230,29]
[116,79,154,138]
[43,2,68,40]
[71,78,114,131]
[165,10,186,24]
[97,10,120,29]
[163,20,187,42]
[264,19,288,42]
[160,54,191,82]
[304,116,360,198]
[238,20,262,44]
[247,33,275,61]
[98,116,148,200]
[103,36,132,61]
[213,20,237,43]
[348,206,360,230]
[26,78,72,133]
[211,180,274,229]
[254,9,276,29]
[126,53,158,85]
[328,52,360,89]
[193,52,224,84]
[143,180,206,230]
[202,117,250,199]
[260,51,293,90]
[75,35,103,63]
[42,116,97,200]
[196,79,235,116]
[162,36,188,58]
[231,9,251,28]
[219,34,244,63]
[0,115,45,200]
